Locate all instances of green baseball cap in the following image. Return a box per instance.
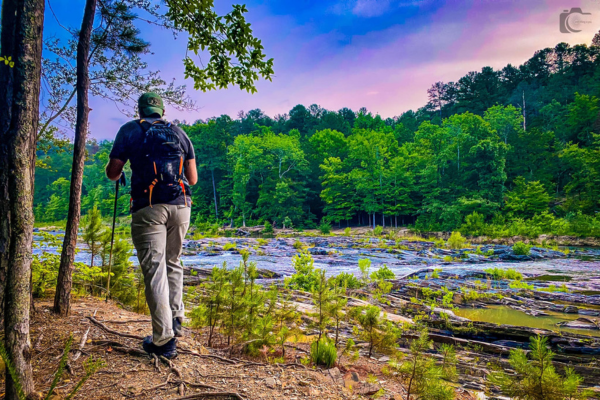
[138,92,164,117]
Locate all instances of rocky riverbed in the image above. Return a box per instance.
[34,230,600,395]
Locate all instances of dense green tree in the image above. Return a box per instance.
[44,178,71,222]
[562,93,599,146]
[185,117,234,219]
[505,177,551,218]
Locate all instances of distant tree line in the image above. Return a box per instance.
[34,37,600,234]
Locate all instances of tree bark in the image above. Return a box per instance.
[0,0,45,397]
[54,0,97,316]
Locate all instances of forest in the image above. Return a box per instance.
[34,36,600,237]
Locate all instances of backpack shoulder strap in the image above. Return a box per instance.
[137,119,153,133]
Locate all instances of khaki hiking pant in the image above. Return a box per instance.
[132,204,191,346]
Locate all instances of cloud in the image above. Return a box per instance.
[352,0,393,17]
[330,0,429,17]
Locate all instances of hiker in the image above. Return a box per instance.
[105,92,198,359]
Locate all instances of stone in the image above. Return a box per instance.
[561,317,599,330]
[327,367,344,386]
[264,377,277,389]
[356,382,381,396]
[308,247,329,255]
[563,305,579,314]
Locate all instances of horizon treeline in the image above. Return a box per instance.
[34,38,600,233]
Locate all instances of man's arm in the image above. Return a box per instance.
[106,158,125,181]
[185,159,198,186]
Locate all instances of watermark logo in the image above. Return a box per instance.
[0,56,14,68]
[560,8,592,33]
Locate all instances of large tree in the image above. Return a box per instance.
[0,0,45,397]
[54,0,99,316]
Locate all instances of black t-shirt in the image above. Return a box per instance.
[109,118,195,212]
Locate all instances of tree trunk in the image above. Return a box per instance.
[54,0,97,316]
[0,0,45,397]
[211,168,218,219]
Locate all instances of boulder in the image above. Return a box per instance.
[356,382,381,396]
[327,367,344,386]
[563,305,579,314]
[560,317,599,330]
[308,247,329,255]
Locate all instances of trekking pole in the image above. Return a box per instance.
[106,174,124,301]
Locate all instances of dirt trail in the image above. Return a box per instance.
[14,297,476,400]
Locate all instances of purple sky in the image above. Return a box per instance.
[44,0,600,140]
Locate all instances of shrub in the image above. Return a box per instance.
[512,241,532,256]
[488,336,592,400]
[433,238,446,248]
[373,225,383,236]
[332,272,362,289]
[439,343,458,382]
[371,264,395,280]
[285,252,320,291]
[447,231,467,249]
[189,304,207,329]
[509,280,534,290]
[293,240,304,250]
[223,242,237,251]
[319,220,332,234]
[460,211,486,237]
[310,338,337,368]
[538,284,570,293]
[352,305,401,357]
[344,227,351,236]
[31,232,62,298]
[358,258,372,285]
[389,328,455,400]
[484,267,523,281]
[431,269,441,279]
[262,221,274,234]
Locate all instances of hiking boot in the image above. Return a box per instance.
[173,317,184,337]
[142,336,178,359]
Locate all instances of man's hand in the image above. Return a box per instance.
[119,173,127,187]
